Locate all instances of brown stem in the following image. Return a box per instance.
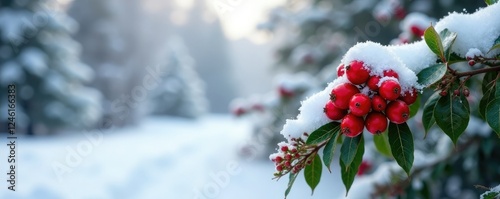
[455,66,500,77]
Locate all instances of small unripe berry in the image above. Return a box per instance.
[345,60,370,85]
[441,80,448,87]
[379,80,401,101]
[453,89,460,96]
[464,88,470,97]
[383,70,399,79]
[365,112,388,134]
[386,100,410,124]
[291,148,298,153]
[341,114,365,137]
[367,76,381,91]
[330,83,360,109]
[468,60,475,66]
[440,91,448,96]
[349,93,371,117]
[324,101,348,120]
[337,64,345,77]
[371,95,387,112]
[285,161,291,167]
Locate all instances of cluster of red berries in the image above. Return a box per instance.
[324,60,418,137]
[271,136,315,176]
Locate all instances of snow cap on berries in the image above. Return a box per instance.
[465,48,483,60]
[341,41,420,92]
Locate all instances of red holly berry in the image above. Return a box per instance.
[371,95,387,112]
[276,165,283,172]
[400,89,418,105]
[357,161,372,176]
[324,101,347,120]
[279,86,294,98]
[285,154,292,160]
[410,25,424,37]
[232,107,246,117]
[394,6,406,20]
[341,114,364,137]
[275,156,283,163]
[330,83,360,109]
[365,112,388,134]
[337,64,345,77]
[281,145,288,152]
[386,100,410,124]
[345,60,370,85]
[285,161,292,167]
[367,76,381,91]
[379,80,401,101]
[349,93,371,117]
[383,70,399,79]
[303,53,314,64]
[251,104,265,112]
[440,90,448,96]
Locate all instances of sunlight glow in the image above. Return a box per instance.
[206,0,286,43]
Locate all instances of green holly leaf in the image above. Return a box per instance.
[304,154,322,195]
[480,87,496,119]
[439,28,458,61]
[485,0,500,6]
[487,35,500,53]
[424,26,445,62]
[434,92,470,145]
[340,134,364,168]
[306,122,340,145]
[422,92,441,136]
[409,95,421,118]
[388,122,414,176]
[284,172,299,198]
[417,63,447,87]
[486,98,500,137]
[373,131,393,158]
[340,135,364,196]
[482,72,497,93]
[480,72,499,119]
[323,132,340,172]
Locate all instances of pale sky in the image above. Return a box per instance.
[207,0,286,43]
[171,0,286,43]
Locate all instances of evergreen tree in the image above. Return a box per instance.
[0,0,101,134]
[148,36,208,118]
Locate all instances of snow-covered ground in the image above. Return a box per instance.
[0,115,343,199]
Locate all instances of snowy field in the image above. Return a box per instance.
[0,115,344,199]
